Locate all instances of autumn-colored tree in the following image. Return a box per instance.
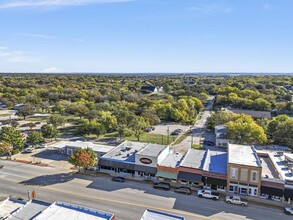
[0,142,13,159]
[226,114,267,145]
[68,147,97,173]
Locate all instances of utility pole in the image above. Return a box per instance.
[191,129,194,148]
[167,127,170,144]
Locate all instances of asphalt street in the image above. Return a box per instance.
[172,96,214,153]
[0,160,289,220]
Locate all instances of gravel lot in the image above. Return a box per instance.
[149,121,190,136]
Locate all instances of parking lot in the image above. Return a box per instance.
[10,147,74,171]
[149,121,190,136]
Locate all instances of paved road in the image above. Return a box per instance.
[172,97,214,153]
[0,160,288,220]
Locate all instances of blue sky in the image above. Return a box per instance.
[0,0,292,73]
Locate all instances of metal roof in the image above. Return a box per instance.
[137,143,167,157]
[33,202,114,220]
[140,209,185,220]
[228,143,261,167]
[203,150,227,174]
[179,149,206,169]
[50,141,114,153]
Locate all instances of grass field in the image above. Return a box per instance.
[123,133,175,145]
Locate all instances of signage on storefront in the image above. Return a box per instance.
[140,157,152,164]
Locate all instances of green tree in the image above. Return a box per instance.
[267,115,293,147]
[41,124,58,139]
[0,126,24,148]
[69,147,97,173]
[27,131,44,145]
[48,115,64,128]
[130,116,148,141]
[96,111,117,132]
[16,104,34,120]
[226,115,267,145]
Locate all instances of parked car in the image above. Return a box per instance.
[145,127,152,132]
[153,182,171,191]
[271,196,281,202]
[203,141,215,146]
[260,194,269,199]
[174,187,192,195]
[36,144,46,148]
[197,189,220,200]
[284,207,293,215]
[25,147,35,153]
[225,196,248,206]
[86,166,97,171]
[171,129,183,135]
[111,177,125,182]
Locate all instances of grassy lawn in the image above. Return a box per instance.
[123,133,175,145]
[58,125,79,135]
[26,117,48,122]
[172,130,192,145]
[0,114,12,117]
[192,144,204,149]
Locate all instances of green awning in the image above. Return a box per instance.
[156,171,178,180]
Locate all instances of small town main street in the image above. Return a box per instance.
[0,160,288,220]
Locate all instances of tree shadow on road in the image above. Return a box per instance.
[20,173,75,186]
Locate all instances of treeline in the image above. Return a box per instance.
[207,111,293,148]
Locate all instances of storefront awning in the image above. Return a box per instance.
[156,171,178,180]
[178,171,202,183]
[284,188,293,199]
[261,186,283,197]
[206,177,227,187]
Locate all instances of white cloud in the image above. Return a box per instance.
[43,67,63,73]
[0,0,132,9]
[0,47,40,62]
[190,4,232,14]
[15,33,55,39]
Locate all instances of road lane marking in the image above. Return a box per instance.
[44,185,214,219]
[0,171,27,178]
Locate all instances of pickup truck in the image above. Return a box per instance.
[225,196,248,206]
[284,207,293,215]
[197,190,220,200]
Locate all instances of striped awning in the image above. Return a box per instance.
[156,171,178,180]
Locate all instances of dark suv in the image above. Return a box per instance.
[174,186,192,195]
[153,182,171,191]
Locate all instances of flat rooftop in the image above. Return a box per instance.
[203,150,227,174]
[159,151,184,168]
[33,202,114,220]
[101,141,148,163]
[137,143,167,157]
[259,156,280,179]
[10,200,49,220]
[50,141,115,153]
[268,152,293,181]
[140,209,185,220]
[179,149,206,169]
[0,198,27,219]
[228,144,261,167]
